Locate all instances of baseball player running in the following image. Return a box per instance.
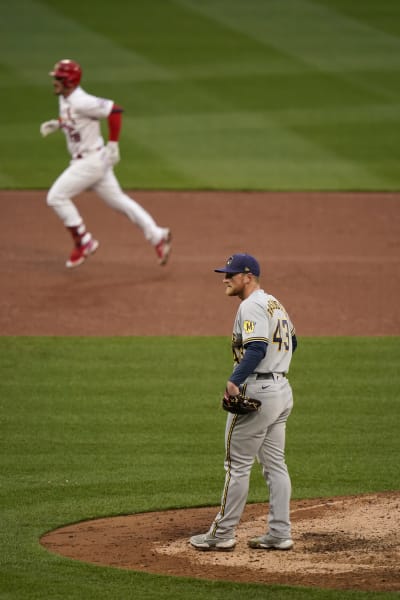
[40,59,171,268]
[190,253,297,551]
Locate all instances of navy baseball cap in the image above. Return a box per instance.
[214,253,260,277]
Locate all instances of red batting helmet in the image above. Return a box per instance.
[49,59,82,87]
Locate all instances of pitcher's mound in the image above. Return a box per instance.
[41,491,399,591]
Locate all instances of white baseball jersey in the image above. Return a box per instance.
[58,87,113,158]
[232,289,295,375]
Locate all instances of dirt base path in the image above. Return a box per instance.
[1,190,399,335]
[41,492,399,592]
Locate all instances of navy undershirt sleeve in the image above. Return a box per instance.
[228,341,267,386]
[292,334,298,353]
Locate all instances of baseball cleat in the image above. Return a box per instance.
[248,533,293,550]
[66,237,99,268]
[155,228,172,266]
[189,533,236,551]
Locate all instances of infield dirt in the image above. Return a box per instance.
[1,190,399,335]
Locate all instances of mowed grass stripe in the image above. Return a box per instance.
[0,0,171,85]
[1,1,400,189]
[178,0,400,70]
[121,111,386,190]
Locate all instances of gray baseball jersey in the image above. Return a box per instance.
[231,289,296,376]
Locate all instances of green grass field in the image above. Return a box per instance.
[1,0,400,189]
[1,337,399,599]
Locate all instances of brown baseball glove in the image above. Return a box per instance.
[222,390,261,414]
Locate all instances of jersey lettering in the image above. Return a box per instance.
[61,122,81,144]
[69,130,81,143]
[272,319,290,351]
[267,299,286,317]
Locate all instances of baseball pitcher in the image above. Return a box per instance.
[40,59,171,268]
[190,253,297,551]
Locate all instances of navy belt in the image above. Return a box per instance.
[256,373,285,379]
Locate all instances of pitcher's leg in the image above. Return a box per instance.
[210,414,262,538]
[211,456,253,538]
[259,419,292,538]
